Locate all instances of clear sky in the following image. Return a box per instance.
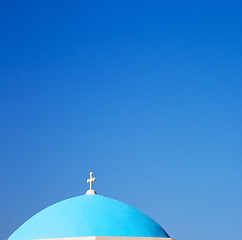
[1,1,242,240]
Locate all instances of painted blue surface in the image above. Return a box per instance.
[8,194,170,240]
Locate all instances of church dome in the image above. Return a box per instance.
[8,194,170,240]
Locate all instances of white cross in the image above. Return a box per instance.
[87,172,96,190]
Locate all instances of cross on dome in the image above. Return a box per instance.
[87,172,96,190]
[86,172,97,195]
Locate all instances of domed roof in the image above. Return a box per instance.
[8,194,170,240]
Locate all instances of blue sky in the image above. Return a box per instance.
[1,1,242,240]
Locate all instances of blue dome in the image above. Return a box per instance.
[8,194,170,240]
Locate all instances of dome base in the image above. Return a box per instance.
[36,236,174,240]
